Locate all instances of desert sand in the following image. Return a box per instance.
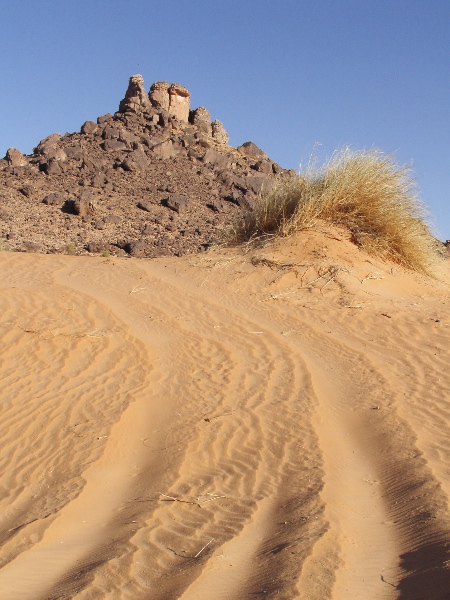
[0,225,449,600]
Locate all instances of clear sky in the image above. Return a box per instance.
[1,0,449,240]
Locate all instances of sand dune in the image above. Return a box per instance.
[0,226,449,599]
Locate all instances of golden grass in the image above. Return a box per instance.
[231,148,439,274]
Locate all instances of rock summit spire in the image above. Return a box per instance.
[119,74,152,113]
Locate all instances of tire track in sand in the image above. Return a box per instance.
[1,252,449,599]
[0,255,170,600]
[247,275,450,599]
[69,258,326,600]
[141,255,450,600]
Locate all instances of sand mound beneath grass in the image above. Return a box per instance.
[0,225,449,599]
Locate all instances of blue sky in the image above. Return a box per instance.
[1,1,449,239]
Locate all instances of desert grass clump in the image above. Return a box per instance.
[231,148,438,274]
[65,242,77,255]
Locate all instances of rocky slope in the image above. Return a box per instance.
[1,75,293,257]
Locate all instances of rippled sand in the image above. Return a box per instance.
[1,226,449,599]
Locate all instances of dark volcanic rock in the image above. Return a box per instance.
[202,148,230,170]
[86,241,111,254]
[81,121,98,135]
[42,159,63,175]
[64,146,83,160]
[97,114,112,124]
[237,141,268,160]
[43,192,67,206]
[103,139,127,152]
[164,194,190,213]
[124,239,153,257]
[19,185,34,197]
[245,174,273,195]
[252,159,273,174]
[137,201,153,212]
[0,74,289,257]
[122,152,149,172]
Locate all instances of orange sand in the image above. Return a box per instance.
[0,226,449,599]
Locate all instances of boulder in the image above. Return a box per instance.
[97,113,112,124]
[103,127,121,140]
[35,134,61,156]
[141,134,164,148]
[164,194,190,213]
[218,170,246,191]
[119,74,152,113]
[102,139,127,151]
[142,223,155,235]
[42,192,67,206]
[252,159,273,174]
[82,157,103,171]
[151,139,181,160]
[37,133,61,146]
[19,185,34,197]
[64,146,83,160]
[119,130,139,144]
[86,242,110,254]
[211,120,229,145]
[5,148,28,167]
[194,133,212,148]
[202,148,230,170]
[271,162,283,175]
[137,201,153,212]
[73,191,96,217]
[44,147,67,162]
[181,133,197,148]
[245,174,273,195]
[149,81,170,111]
[206,199,226,213]
[220,188,241,203]
[81,121,98,135]
[168,83,190,122]
[122,152,149,172]
[187,145,207,160]
[237,141,268,160]
[42,159,63,175]
[123,239,154,258]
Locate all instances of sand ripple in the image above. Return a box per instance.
[0,230,449,599]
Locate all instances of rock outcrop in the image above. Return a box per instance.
[168,83,190,122]
[212,120,229,145]
[5,148,28,167]
[149,81,190,122]
[149,81,170,111]
[0,74,292,258]
[190,107,212,134]
[119,74,152,113]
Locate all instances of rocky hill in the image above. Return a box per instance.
[1,75,293,257]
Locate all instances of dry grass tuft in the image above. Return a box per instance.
[231,148,439,274]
